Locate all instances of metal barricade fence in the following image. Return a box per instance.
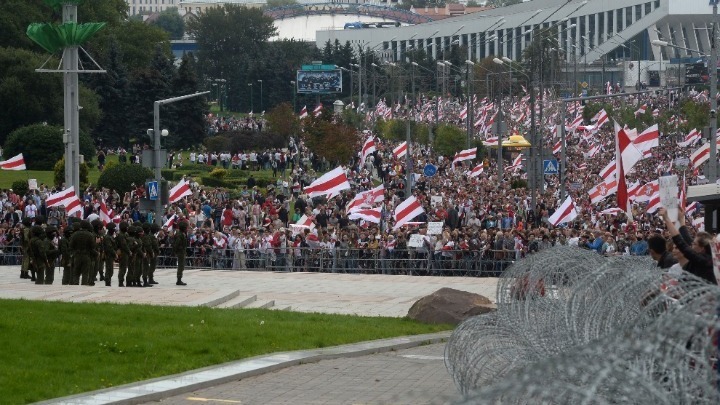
[154,247,518,277]
[0,245,23,266]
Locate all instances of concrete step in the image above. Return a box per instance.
[199,289,240,307]
[215,295,258,309]
[243,299,276,309]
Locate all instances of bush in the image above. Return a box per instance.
[200,176,232,189]
[433,124,467,158]
[4,124,94,170]
[11,181,28,197]
[53,157,89,188]
[103,160,117,172]
[161,169,174,180]
[97,163,153,194]
[511,179,528,189]
[181,163,213,173]
[209,168,228,179]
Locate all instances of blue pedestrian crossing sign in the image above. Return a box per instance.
[543,159,559,175]
[147,181,159,201]
[423,164,438,177]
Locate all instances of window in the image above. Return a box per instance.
[625,7,633,28]
[598,12,604,41]
[635,5,641,21]
[645,2,651,15]
[607,11,613,35]
[616,9,623,32]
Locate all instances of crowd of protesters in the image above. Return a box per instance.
[1,86,718,283]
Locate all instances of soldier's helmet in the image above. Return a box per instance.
[178,221,188,232]
[22,217,32,227]
[46,226,58,238]
[151,223,160,233]
[106,223,116,234]
[72,222,82,232]
[91,219,103,232]
[63,227,73,238]
[142,223,151,234]
[119,222,129,232]
[31,225,44,238]
[34,215,46,225]
[80,220,93,232]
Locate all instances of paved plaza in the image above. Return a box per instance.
[0,266,497,316]
[1,265,496,404]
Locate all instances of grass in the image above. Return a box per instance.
[0,299,450,404]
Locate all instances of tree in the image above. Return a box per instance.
[151,7,185,40]
[87,20,170,72]
[265,0,298,8]
[170,53,207,149]
[485,0,523,7]
[303,113,360,165]
[97,163,153,194]
[266,102,300,142]
[187,5,277,112]
[433,124,466,158]
[54,157,89,188]
[88,39,131,147]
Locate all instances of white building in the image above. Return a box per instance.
[126,0,180,15]
[316,0,715,86]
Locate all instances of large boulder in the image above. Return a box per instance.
[407,288,496,325]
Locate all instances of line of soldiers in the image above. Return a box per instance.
[19,216,190,287]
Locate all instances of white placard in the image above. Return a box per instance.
[408,234,425,248]
[658,175,678,226]
[28,179,37,190]
[430,195,443,207]
[427,221,443,235]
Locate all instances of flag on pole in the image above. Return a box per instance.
[614,121,643,218]
[303,166,351,198]
[632,124,659,158]
[169,179,192,203]
[452,147,476,169]
[299,105,308,119]
[0,153,26,170]
[360,136,376,166]
[393,142,408,159]
[99,201,112,225]
[467,163,484,178]
[393,196,425,230]
[548,196,578,226]
[348,207,382,223]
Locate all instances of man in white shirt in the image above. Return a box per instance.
[24,200,37,219]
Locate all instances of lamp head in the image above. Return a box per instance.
[465,60,475,65]
[651,40,669,47]
[501,56,512,63]
[161,129,169,137]
[493,58,504,65]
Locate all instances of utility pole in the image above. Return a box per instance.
[710,0,718,182]
[466,60,474,148]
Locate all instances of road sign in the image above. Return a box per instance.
[674,157,690,168]
[570,182,582,190]
[423,164,438,177]
[581,81,588,88]
[543,159,559,175]
[147,181,159,201]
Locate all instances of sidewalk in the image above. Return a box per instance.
[0,266,497,316]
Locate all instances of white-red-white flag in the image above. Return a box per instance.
[360,136,376,166]
[0,153,26,170]
[635,180,659,203]
[313,104,323,117]
[588,178,618,204]
[99,201,112,225]
[299,105,308,119]
[164,214,178,230]
[548,196,578,226]
[632,124,659,158]
[599,160,616,181]
[482,137,499,146]
[615,121,643,217]
[47,187,76,207]
[348,207,382,223]
[304,166,351,198]
[393,196,425,230]
[677,128,701,147]
[393,142,408,159]
[452,147,476,169]
[552,140,562,155]
[346,184,384,212]
[169,179,192,203]
[467,163,484,178]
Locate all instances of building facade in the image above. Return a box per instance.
[126,0,180,15]
[316,0,714,68]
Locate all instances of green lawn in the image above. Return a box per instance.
[0,299,449,404]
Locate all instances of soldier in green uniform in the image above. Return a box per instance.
[141,223,154,287]
[70,222,82,285]
[127,226,143,287]
[116,222,131,287]
[149,224,161,284]
[29,226,48,285]
[59,226,73,285]
[20,217,33,280]
[91,220,104,284]
[70,221,97,286]
[103,223,117,287]
[43,226,60,284]
[174,221,188,286]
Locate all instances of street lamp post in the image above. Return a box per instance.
[248,83,253,112]
[465,60,475,148]
[257,79,263,112]
[290,80,297,113]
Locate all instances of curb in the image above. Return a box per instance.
[36,331,451,405]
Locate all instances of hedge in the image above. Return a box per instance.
[97,164,154,194]
[200,176,233,189]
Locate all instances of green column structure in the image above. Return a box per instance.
[26,0,105,193]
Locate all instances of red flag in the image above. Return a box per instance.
[614,121,643,217]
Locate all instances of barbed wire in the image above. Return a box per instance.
[445,246,720,403]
